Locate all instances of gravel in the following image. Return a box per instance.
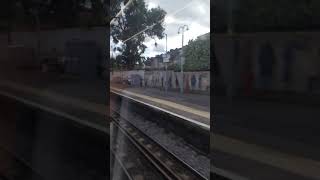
[118,101,210,179]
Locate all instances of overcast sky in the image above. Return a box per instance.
[144,0,210,57]
[111,0,210,58]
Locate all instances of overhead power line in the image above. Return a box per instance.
[119,0,196,43]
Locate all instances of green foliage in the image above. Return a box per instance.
[170,64,182,72]
[111,0,166,69]
[110,57,118,70]
[183,35,210,71]
[109,0,122,20]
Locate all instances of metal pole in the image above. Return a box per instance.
[165,34,168,94]
[181,29,184,94]
[178,25,188,94]
[166,34,168,53]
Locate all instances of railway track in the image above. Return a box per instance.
[110,91,210,154]
[111,120,169,180]
[111,109,207,180]
[110,91,247,180]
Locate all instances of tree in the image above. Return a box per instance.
[109,0,123,20]
[183,35,210,71]
[111,0,166,69]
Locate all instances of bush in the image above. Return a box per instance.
[183,36,210,71]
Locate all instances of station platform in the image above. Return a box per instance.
[2,70,320,179]
[111,84,210,125]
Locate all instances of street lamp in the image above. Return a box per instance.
[178,25,189,94]
[163,33,168,94]
[164,33,168,53]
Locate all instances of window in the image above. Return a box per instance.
[110,0,210,179]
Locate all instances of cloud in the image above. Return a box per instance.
[111,0,210,57]
[143,0,210,57]
[164,15,176,24]
[147,2,158,9]
[143,37,166,57]
[145,0,210,27]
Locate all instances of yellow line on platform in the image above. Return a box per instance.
[212,134,320,179]
[111,87,210,119]
[5,81,319,178]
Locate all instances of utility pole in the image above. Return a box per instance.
[178,25,189,94]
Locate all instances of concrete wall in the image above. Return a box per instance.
[111,70,210,93]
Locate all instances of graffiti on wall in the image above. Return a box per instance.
[111,70,210,93]
[144,71,210,92]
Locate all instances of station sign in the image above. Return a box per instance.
[163,54,170,63]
